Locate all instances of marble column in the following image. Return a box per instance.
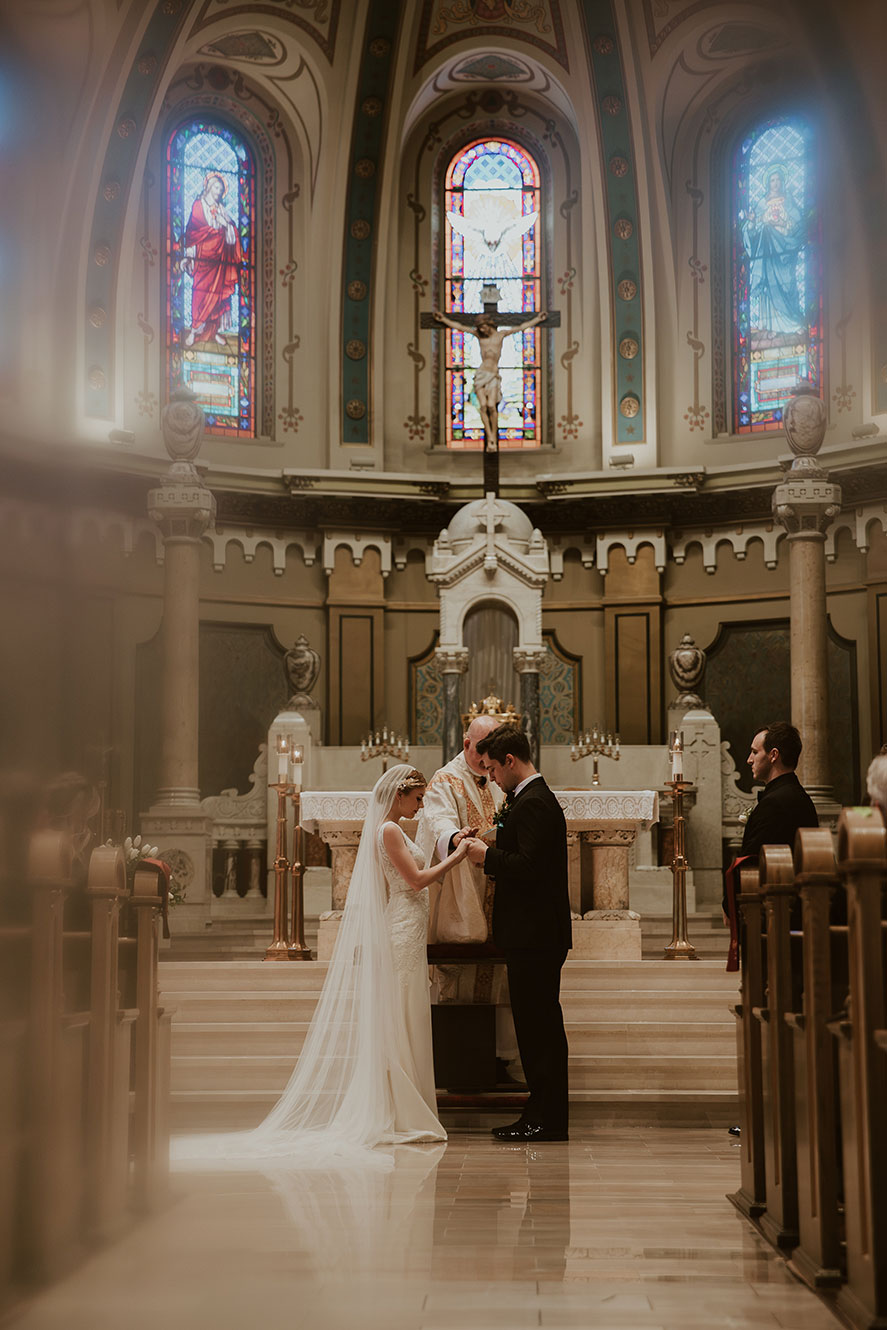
[436,647,469,763]
[147,392,215,806]
[772,390,841,801]
[142,389,215,931]
[514,646,546,767]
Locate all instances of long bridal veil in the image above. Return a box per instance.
[172,763,434,1168]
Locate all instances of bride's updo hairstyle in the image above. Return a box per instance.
[396,768,426,795]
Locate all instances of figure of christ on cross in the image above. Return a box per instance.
[432,308,549,454]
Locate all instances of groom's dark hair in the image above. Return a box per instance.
[475,724,530,765]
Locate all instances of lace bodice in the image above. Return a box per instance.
[378,824,430,986]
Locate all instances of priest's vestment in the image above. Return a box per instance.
[416,750,502,944]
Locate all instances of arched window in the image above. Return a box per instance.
[166,119,256,436]
[443,138,542,449]
[731,115,821,433]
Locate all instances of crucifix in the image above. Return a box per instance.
[420,284,560,495]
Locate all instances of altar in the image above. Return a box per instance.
[301,787,658,961]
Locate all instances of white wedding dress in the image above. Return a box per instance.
[171,764,445,1170]
[377,822,443,1137]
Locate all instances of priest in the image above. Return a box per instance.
[416,714,521,1079]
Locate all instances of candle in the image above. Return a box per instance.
[277,735,289,782]
[670,732,683,781]
[290,744,304,792]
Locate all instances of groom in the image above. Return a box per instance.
[466,725,571,1141]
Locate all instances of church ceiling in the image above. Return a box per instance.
[197,31,287,65]
[189,0,340,63]
[414,0,569,74]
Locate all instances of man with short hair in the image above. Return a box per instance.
[740,721,818,861]
[465,725,571,1141]
[723,721,819,947]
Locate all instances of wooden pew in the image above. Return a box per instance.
[754,844,800,1253]
[830,807,887,1330]
[728,864,767,1221]
[786,827,844,1288]
[85,845,137,1242]
[130,861,172,1213]
[23,829,85,1282]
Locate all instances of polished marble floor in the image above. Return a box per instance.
[8,1116,842,1330]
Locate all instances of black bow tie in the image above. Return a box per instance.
[474,775,487,788]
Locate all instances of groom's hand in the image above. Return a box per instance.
[465,838,487,866]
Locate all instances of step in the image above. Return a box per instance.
[162,992,324,1022]
[560,993,735,1022]
[568,1054,737,1092]
[172,1022,311,1057]
[159,960,329,991]
[171,1047,737,1096]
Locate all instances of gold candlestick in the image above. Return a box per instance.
[265,781,291,961]
[570,727,620,786]
[664,731,697,960]
[361,727,409,774]
[288,785,312,960]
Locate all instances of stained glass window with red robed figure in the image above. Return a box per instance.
[732,115,821,433]
[444,138,542,448]
[166,119,255,436]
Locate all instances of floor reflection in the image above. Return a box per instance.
[7,1122,844,1330]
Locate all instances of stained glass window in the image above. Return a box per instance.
[166,119,255,436]
[443,138,542,449]
[732,116,821,433]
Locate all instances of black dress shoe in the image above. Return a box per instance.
[727,1125,741,1137]
[491,1121,568,1142]
[495,1058,528,1088]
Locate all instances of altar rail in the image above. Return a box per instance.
[730,807,886,1329]
[0,830,171,1307]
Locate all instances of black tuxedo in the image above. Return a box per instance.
[484,775,571,1134]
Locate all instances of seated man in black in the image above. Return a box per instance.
[723,720,819,955]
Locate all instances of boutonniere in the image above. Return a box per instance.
[493,793,515,831]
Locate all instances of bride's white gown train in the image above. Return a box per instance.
[171,765,445,1169]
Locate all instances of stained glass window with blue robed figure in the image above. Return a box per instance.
[732,115,821,433]
[444,138,542,448]
[166,119,255,436]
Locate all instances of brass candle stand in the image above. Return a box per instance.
[288,785,311,960]
[265,738,311,962]
[664,733,697,961]
[265,780,292,961]
[361,727,409,774]
[570,728,620,786]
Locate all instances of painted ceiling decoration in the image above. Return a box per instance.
[341,0,404,444]
[190,0,340,63]
[198,31,286,64]
[450,52,535,81]
[580,0,645,444]
[701,23,773,58]
[415,0,569,74]
[85,0,192,420]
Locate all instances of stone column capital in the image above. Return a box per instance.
[435,646,469,674]
[772,473,841,539]
[148,476,216,542]
[513,646,547,674]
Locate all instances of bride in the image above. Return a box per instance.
[172,763,470,1165]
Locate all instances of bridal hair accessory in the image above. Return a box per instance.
[396,769,426,794]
